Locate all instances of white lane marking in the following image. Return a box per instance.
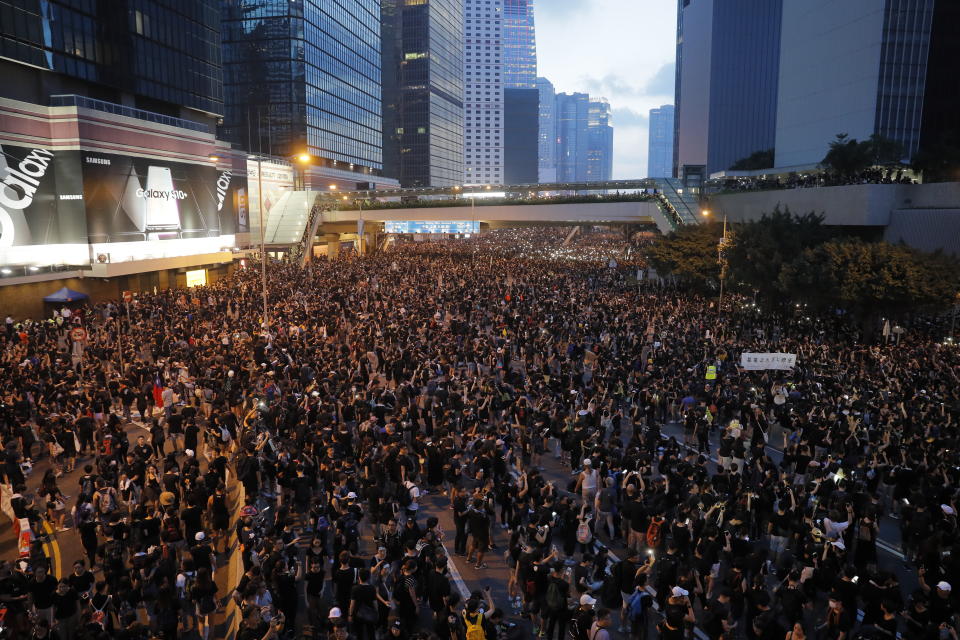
[441,541,472,599]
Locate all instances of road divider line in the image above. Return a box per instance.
[441,541,471,599]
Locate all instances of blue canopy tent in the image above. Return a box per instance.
[43,287,89,303]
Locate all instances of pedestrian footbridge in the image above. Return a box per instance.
[254,179,701,260]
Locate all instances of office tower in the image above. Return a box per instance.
[673,0,783,178]
[503,0,537,89]
[774,0,936,169]
[648,105,675,178]
[0,0,251,271]
[587,99,614,181]
[501,0,538,184]
[1,0,222,122]
[222,0,384,177]
[381,0,465,187]
[537,77,558,183]
[555,92,590,182]
[464,0,504,185]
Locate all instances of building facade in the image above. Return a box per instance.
[674,0,782,177]
[503,0,537,89]
[464,0,504,185]
[501,0,538,184]
[0,0,222,122]
[0,0,250,281]
[555,92,590,182]
[587,99,614,182]
[537,77,558,183]
[221,0,384,178]
[504,88,539,184]
[648,105,675,178]
[381,0,464,187]
[775,0,935,169]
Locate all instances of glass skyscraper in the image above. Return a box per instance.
[674,0,782,177]
[648,105,675,178]
[381,0,464,187]
[537,77,558,183]
[556,92,590,182]
[503,0,536,89]
[0,0,222,120]
[221,0,383,174]
[587,99,613,182]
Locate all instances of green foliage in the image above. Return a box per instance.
[821,134,874,177]
[821,133,905,176]
[779,239,960,319]
[730,149,774,171]
[725,207,827,300]
[912,130,960,183]
[865,134,905,167]
[644,222,723,292]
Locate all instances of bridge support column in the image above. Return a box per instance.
[324,234,341,258]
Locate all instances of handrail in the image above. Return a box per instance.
[50,94,211,133]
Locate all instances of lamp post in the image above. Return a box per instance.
[702,209,728,313]
[257,155,268,330]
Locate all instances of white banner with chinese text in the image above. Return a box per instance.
[740,352,797,370]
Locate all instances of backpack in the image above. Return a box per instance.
[627,590,652,622]
[463,611,486,640]
[546,580,565,611]
[576,518,593,545]
[104,539,124,565]
[646,517,664,549]
[197,587,217,615]
[342,514,360,541]
[99,488,117,515]
[90,594,111,629]
[601,563,623,608]
[81,476,96,500]
[398,484,414,508]
[177,571,196,600]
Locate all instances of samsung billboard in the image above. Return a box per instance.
[0,143,247,267]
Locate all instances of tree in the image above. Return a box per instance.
[730,149,775,171]
[865,134,905,167]
[644,222,724,292]
[821,133,873,177]
[779,239,960,322]
[724,207,828,303]
[912,129,960,183]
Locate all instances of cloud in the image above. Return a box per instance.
[536,0,591,18]
[644,61,675,96]
[579,73,643,99]
[611,107,648,129]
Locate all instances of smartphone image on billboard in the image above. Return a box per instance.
[121,165,182,240]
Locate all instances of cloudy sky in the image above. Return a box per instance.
[536,0,678,179]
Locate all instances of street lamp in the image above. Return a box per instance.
[704,209,729,313]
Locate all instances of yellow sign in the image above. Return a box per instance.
[705,365,717,380]
[185,269,207,288]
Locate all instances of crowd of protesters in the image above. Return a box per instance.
[0,227,958,640]
[708,168,916,194]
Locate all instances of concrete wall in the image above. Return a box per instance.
[0,264,235,320]
[885,209,960,256]
[711,184,898,226]
[709,182,960,254]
